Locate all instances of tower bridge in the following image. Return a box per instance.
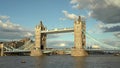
[31,16,88,56]
[1,16,119,56]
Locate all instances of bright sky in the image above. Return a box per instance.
[0,0,120,48]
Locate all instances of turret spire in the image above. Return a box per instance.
[40,21,42,24]
[78,16,81,22]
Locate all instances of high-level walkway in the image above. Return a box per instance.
[41,28,74,34]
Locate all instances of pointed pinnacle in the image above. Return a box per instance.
[78,16,81,22]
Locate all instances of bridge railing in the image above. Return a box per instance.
[41,27,74,33]
[43,48,72,51]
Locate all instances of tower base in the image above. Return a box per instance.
[30,49,42,56]
[71,48,88,56]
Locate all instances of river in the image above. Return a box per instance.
[0,55,120,68]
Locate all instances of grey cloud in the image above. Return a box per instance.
[70,0,120,35]
[103,39,120,47]
[0,31,24,39]
[70,0,120,24]
[92,5,120,24]
[0,16,33,40]
[0,30,34,40]
[97,22,120,33]
[103,25,120,32]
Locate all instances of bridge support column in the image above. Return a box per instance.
[31,21,46,56]
[71,48,88,56]
[71,16,88,56]
[30,48,42,56]
[0,43,4,56]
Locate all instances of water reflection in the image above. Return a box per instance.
[34,56,45,68]
[34,55,120,68]
[0,55,120,68]
[73,57,86,68]
[34,55,87,68]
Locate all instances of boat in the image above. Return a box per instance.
[21,60,26,63]
[114,53,120,56]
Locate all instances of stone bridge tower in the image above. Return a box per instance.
[31,21,46,56]
[71,16,88,56]
[35,21,46,50]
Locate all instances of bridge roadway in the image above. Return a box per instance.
[4,50,31,53]
[3,49,120,54]
[41,28,74,34]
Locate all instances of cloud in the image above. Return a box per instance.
[71,0,120,34]
[0,15,10,20]
[70,0,92,9]
[103,39,120,47]
[70,0,120,24]
[47,40,73,48]
[61,10,78,20]
[0,15,33,41]
[0,20,23,32]
[103,26,120,32]
[97,22,120,32]
[70,0,120,33]
[59,18,66,21]
[59,43,66,47]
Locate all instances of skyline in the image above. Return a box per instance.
[0,0,120,48]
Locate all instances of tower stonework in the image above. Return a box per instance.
[31,21,46,56]
[71,16,88,56]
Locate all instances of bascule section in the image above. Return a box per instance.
[31,21,47,56]
[71,16,88,56]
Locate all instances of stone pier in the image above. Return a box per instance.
[71,48,88,56]
[0,43,4,56]
[30,49,42,56]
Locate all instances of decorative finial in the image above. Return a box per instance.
[78,16,81,22]
[40,21,42,25]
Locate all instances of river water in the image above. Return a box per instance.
[0,55,120,68]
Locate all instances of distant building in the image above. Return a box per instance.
[2,37,31,48]
[20,37,30,43]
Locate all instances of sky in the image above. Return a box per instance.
[0,0,120,48]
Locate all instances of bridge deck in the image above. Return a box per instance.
[41,28,74,34]
[4,50,31,53]
[3,49,120,54]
